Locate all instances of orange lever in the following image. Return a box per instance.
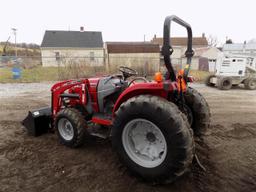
[177,69,187,92]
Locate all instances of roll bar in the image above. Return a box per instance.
[161,15,194,81]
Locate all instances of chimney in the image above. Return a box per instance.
[243,41,246,53]
[151,34,157,43]
[80,26,84,32]
[202,33,205,38]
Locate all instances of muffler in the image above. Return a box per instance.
[22,107,52,136]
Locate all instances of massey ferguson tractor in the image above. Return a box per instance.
[23,15,210,183]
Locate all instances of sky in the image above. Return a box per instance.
[1,0,256,45]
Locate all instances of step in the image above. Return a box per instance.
[91,113,112,126]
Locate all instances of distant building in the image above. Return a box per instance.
[222,42,256,56]
[192,47,222,72]
[41,29,104,67]
[151,34,208,48]
[105,42,160,75]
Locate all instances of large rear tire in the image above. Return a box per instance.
[184,87,211,136]
[55,108,87,148]
[244,78,256,90]
[112,95,194,183]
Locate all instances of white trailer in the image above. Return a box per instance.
[206,54,256,90]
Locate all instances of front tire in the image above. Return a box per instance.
[205,75,216,87]
[55,108,87,148]
[112,95,194,183]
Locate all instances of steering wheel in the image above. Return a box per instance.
[128,77,149,87]
[119,66,138,80]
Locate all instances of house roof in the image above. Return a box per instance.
[151,37,208,47]
[193,47,221,57]
[41,30,103,48]
[106,42,160,53]
[223,43,256,51]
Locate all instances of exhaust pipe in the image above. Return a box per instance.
[22,107,52,136]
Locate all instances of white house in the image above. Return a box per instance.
[41,29,104,67]
[191,47,222,72]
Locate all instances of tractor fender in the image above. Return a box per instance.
[113,82,175,114]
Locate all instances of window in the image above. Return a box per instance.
[90,52,95,61]
[55,52,60,61]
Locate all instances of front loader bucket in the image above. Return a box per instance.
[22,107,52,136]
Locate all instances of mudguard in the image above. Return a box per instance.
[112,81,177,113]
[22,107,52,136]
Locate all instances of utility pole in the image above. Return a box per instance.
[11,28,17,57]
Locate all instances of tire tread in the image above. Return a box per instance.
[55,108,87,148]
[112,95,194,183]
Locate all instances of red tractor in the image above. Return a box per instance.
[23,15,210,183]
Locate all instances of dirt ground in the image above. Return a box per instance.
[0,83,256,192]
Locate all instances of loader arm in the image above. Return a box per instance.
[51,80,90,116]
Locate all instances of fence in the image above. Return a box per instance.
[0,56,41,68]
[0,56,211,83]
[0,55,164,82]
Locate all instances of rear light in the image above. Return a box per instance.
[154,72,163,82]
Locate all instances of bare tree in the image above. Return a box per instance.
[207,35,218,47]
[226,39,233,44]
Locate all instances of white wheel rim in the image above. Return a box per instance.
[122,118,167,168]
[58,118,74,141]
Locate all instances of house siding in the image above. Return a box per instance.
[107,53,160,75]
[181,57,199,70]
[41,47,104,67]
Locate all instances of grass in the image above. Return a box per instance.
[0,65,105,83]
[0,66,211,83]
[189,70,211,82]
[0,66,59,83]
